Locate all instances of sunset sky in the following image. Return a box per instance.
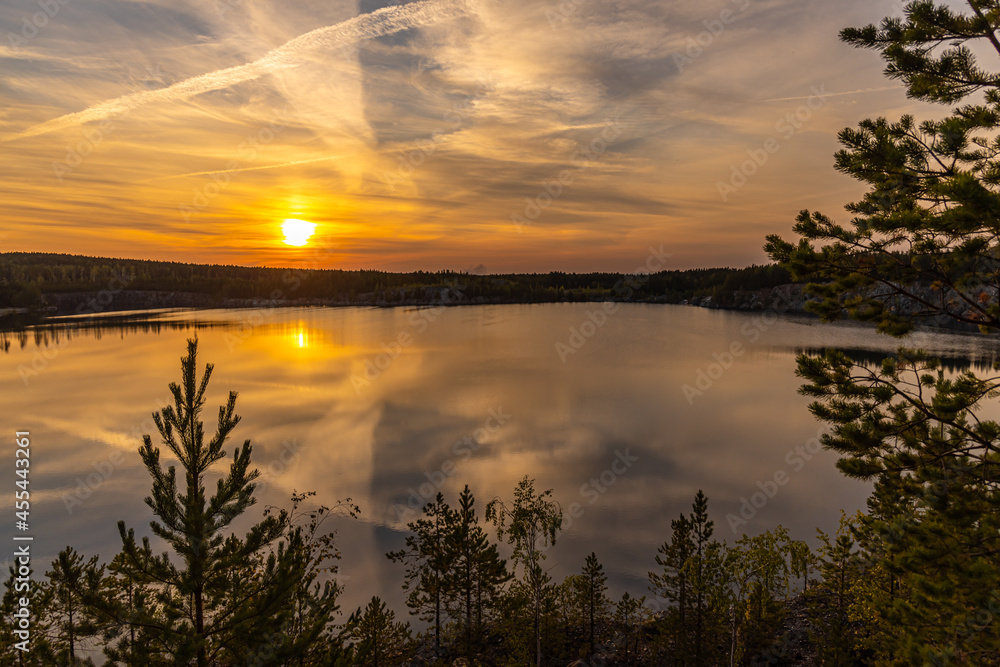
[1,0,938,272]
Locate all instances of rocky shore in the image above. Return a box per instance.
[684,283,810,314]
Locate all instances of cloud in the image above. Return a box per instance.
[5,0,472,141]
[760,86,900,103]
[141,156,342,182]
[0,0,935,271]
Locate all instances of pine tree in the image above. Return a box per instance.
[386,492,454,657]
[0,564,55,665]
[787,540,814,594]
[265,491,359,665]
[763,1,1000,662]
[44,547,103,664]
[485,476,563,667]
[811,513,861,665]
[614,591,646,665]
[101,551,158,665]
[689,490,713,667]
[848,507,898,664]
[649,491,723,665]
[684,540,728,667]
[347,596,412,667]
[724,528,790,666]
[556,573,587,660]
[115,338,304,665]
[445,485,509,657]
[580,552,609,659]
[881,460,1000,664]
[648,511,693,664]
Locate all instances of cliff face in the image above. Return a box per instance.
[685,284,809,313]
[688,281,997,333]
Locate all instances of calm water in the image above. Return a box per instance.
[3,303,999,616]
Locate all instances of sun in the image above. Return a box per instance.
[281,219,317,246]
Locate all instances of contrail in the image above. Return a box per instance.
[760,86,899,103]
[138,156,341,182]
[6,0,469,142]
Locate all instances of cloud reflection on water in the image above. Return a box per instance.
[4,303,997,614]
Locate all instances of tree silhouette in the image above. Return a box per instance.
[580,552,609,659]
[765,1,1000,660]
[486,476,563,667]
[347,596,412,667]
[44,547,103,664]
[649,511,692,663]
[115,338,302,665]
[386,493,453,656]
[445,485,510,656]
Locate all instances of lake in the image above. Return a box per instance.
[3,303,999,618]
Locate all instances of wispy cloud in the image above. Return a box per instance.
[760,86,900,103]
[6,0,471,141]
[141,156,342,182]
[0,0,934,271]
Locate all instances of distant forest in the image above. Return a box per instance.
[0,252,793,312]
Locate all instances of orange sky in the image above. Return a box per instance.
[0,0,937,272]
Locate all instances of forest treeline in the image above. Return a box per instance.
[0,252,793,311]
[0,340,932,666]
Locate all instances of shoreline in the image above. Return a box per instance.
[2,285,812,329]
[13,280,814,317]
[2,283,993,339]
